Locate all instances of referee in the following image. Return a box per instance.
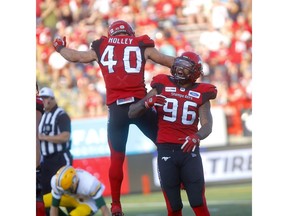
[38,87,73,216]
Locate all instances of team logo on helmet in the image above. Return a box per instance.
[108,20,135,37]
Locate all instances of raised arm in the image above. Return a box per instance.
[145,47,175,68]
[53,37,98,63]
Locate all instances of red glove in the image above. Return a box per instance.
[53,36,66,52]
[179,134,200,153]
[144,95,167,108]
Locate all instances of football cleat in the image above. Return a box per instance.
[111,203,124,216]
[112,213,125,216]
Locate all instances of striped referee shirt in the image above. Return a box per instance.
[38,105,71,156]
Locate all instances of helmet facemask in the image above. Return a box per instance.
[171,57,198,85]
[69,175,79,193]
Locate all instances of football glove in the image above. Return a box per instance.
[180,134,200,153]
[144,94,167,108]
[53,36,66,52]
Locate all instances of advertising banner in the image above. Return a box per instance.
[70,107,228,159]
[70,117,156,159]
[202,148,252,182]
[152,147,252,186]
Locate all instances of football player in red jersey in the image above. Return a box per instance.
[53,20,175,216]
[129,52,217,216]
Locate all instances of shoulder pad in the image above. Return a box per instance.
[137,35,155,47]
[151,74,168,94]
[152,74,167,83]
[207,84,217,99]
[200,83,217,101]
[90,37,106,50]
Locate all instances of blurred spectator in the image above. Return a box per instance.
[86,84,104,117]
[199,23,230,52]
[39,0,59,36]
[210,0,229,30]
[226,0,242,21]
[182,0,208,24]
[58,2,74,26]
[155,29,177,57]
[154,0,179,26]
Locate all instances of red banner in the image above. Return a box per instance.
[73,157,130,196]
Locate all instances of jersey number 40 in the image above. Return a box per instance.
[100,45,142,73]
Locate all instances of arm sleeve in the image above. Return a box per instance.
[95,196,106,209]
[51,196,61,207]
[58,113,71,132]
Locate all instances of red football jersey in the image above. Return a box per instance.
[91,35,155,105]
[151,74,217,144]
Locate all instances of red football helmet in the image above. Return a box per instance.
[171,51,203,84]
[108,20,135,37]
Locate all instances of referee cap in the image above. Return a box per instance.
[39,87,55,98]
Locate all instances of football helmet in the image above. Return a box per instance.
[55,165,78,192]
[108,20,135,37]
[171,51,203,84]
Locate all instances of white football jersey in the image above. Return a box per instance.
[51,168,105,212]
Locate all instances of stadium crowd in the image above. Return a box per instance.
[36,0,252,136]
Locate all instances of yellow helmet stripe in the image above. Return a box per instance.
[56,166,71,188]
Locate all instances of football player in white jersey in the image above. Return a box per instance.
[43,165,110,216]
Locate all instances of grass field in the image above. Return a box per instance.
[97,182,252,216]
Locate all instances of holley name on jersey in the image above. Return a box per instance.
[108,37,134,45]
